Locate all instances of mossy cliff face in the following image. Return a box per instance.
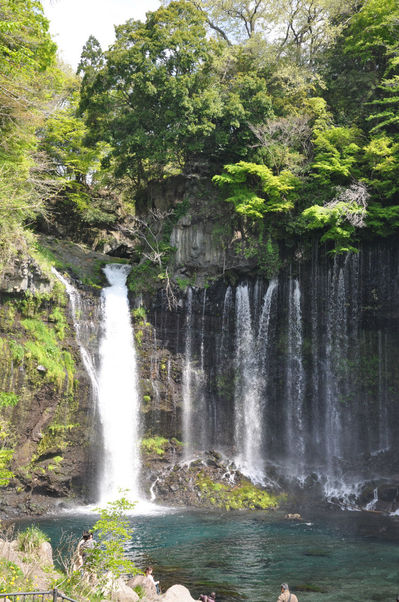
[0,258,94,516]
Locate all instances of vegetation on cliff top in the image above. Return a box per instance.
[0,0,398,275]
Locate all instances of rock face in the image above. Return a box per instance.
[0,538,59,590]
[0,253,52,294]
[0,247,98,515]
[170,216,225,272]
[136,238,399,511]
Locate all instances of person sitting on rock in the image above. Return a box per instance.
[277,583,298,602]
[145,566,160,594]
[199,591,216,602]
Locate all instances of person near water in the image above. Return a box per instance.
[77,531,95,568]
[199,592,216,602]
[145,566,160,594]
[74,530,90,570]
[277,583,298,602]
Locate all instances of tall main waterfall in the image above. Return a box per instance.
[97,265,141,502]
[56,264,141,503]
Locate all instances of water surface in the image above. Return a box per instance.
[18,509,399,601]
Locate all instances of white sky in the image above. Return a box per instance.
[42,0,161,70]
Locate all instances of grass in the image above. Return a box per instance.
[21,318,75,390]
[17,525,49,555]
[196,473,286,510]
[141,436,169,456]
[0,392,19,407]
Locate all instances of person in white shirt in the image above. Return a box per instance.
[145,566,160,594]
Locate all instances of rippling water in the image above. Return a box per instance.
[18,509,399,601]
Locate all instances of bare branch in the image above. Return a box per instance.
[326,182,370,228]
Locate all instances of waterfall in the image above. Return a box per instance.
[324,261,346,477]
[182,287,194,459]
[51,268,98,395]
[257,279,278,454]
[198,289,208,451]
[285,278,306,473]
[97,264,141,503]
[378,330,390,452]
[234,284,264,484]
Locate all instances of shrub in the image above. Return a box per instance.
[141,437,169,456]
[17,526,49,555]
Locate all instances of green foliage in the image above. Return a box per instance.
[302,203,358,253]
[196,473,284,510]
[213,161,299,218]
[363,135,399,200]
[127,261,163,295]
[133,585,145,598]
[0,558,25,594]
[0,0,59,272]
[0,417,15,486]
[132,307,147,322]
[0,392,19,407]
[86,494,139,590]
[49,307,68,340]
[21,318,75,389]
[366,203,399,237]
[17,525,49,555]
[79,1,222,184]
[33,422,78,460]
[141,436,169,456]
[311,126,362,186]
[8,340,24,364]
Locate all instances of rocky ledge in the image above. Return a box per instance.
[142,447,286,511]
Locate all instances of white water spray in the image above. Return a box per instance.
[285,278,306,471]
[51,268,98,395]
[182,288,194,460]
[234,284,264,483]
[97,264,141,503]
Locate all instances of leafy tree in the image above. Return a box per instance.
[302,182,369,253]
[213,160,299,218]
[0,0,59,270]
[86,494,138,591]
[79,1,223,185]
[363,135,399,201]
[311,126,362,187]
[170,0,356,65]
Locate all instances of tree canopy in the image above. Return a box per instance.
[1,0,399,267]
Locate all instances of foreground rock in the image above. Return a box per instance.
[0,539,58,590]
[159,585,198,602]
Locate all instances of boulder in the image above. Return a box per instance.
[127,574,157,599]
[111,577,140,602]
[160,585,198,602]
[38,541,53,566]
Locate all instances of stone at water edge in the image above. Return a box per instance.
[160,584,198,602]
[128,574,157,598]
[111,577,140,602]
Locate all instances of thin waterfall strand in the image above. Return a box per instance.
[51,268,98,395]
[182,288,193,459]
[234,284,264,484]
